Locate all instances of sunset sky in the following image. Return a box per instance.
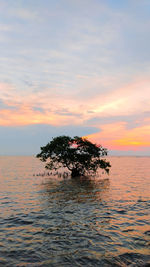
[0,0,150,155]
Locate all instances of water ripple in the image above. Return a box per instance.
[0,156,150,266]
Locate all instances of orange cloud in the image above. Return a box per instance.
[0,76,150,154]
[0,83,85,126]
[113,124,150,149]
[86,122,150,151]
[0,107,84,127]
[1,76,150,122]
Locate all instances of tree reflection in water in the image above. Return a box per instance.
[42,176,110,204]
[40,175,112,242]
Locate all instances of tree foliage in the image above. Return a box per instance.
[36,135,111,178]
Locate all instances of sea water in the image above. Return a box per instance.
[0,156,150,266]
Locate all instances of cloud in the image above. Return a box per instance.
[86,111,150,130]
[86,121,150,151]
[0,82,85,126]
[0,100,16,110]
[88,77,150,117]
[0,0,150,155]
[8,7,39,21]
[0,75,150,129]
[0,24,13,32]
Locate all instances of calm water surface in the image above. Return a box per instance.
[0,156,150,266]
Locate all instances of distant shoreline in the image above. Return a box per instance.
[0,155,150,157]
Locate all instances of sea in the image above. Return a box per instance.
[0,156,150,266]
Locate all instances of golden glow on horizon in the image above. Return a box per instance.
[113,139,150,147]
[85,122,150,150]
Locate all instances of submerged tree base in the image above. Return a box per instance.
[71,168,81,178]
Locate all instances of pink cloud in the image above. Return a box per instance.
[85,121,150,151]
[0,76,150,149]
[90,77,150,117]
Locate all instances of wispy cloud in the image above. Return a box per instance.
[11,8,38,20]
[0,0,150,154]
[0,75,150,137]
[90,77,150,117]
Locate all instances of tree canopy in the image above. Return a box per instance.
[36,135,111,178]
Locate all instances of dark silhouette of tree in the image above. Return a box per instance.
[36,135,111,178]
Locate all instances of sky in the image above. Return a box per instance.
[0,0,150,155]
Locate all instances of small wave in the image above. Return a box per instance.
[4,216,33,226]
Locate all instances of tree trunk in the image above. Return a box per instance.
[71,168,81,178]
